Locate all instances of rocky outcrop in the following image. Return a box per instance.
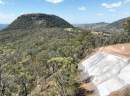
[79,43,130,96]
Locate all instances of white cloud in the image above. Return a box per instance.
[124,0,130,4]
[102,1,122,9]
[125,0,130,2]
[0,13,16,24]
[78,6,87,11]
[0,0,4,5]
[120,12,130,17]
[96,13,104,17]
[45,0,64,4]
[109,9,116,12]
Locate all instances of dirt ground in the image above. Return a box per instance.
[97,43,130,58]
[109,85,130,96]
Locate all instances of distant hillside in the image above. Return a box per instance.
[0,24,8,30]
[6,13,73,30]
[75,17,130,32]
[74,22,109,30]
[106,18,128,29]
[100,17,129,32]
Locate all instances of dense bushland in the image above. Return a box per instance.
[0,27,130,96]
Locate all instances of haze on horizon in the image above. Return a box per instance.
[0,0,130,24]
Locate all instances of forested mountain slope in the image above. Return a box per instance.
[6,13,73,30]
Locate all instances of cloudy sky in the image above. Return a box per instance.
[0,0,130,24]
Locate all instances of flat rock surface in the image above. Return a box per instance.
[79,43,130,96]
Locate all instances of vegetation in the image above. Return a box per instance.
[0,28,90,96]
[0,13,130,96]
[124,17,130,35]
[6,14,73,30]
[0,27,130,96]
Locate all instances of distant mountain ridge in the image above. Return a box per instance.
[74,22,108,29]
[106,18,128,29]
[6,13,73,30]
[0,24,8,30]
[75,17,130,32]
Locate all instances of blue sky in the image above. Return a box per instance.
[0,0,130,24]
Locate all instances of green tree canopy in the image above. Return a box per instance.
[124,17,130,35]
